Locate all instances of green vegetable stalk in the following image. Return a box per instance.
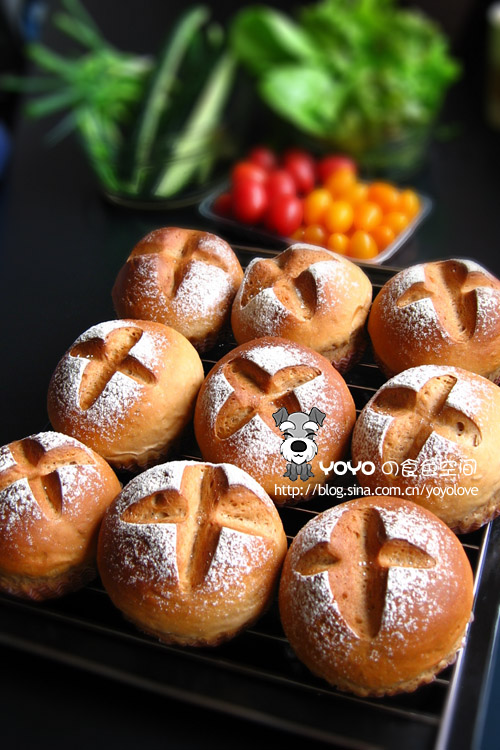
[2,0,237,201]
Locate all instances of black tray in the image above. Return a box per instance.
[0,247,499,750]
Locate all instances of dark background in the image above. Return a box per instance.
[0,1,499,748]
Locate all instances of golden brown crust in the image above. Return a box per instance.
[97,460,287,647]
[0,431,121,599]
[368,259,500,379]
[279,496,473,697]
[112,227,244,352]
[193,336,356,503]
[47,319,204,470]
[351,364,500,532]
[231,244,372,372]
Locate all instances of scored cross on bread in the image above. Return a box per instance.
[120,463,281,590]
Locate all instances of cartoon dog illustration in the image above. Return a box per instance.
[273,406,326,481]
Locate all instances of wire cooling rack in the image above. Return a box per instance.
[0,246,499,750]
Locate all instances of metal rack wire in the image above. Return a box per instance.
[0,247,498,750]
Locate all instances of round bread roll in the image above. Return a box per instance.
[194,336,356,504]
[231,244,372,372]
[47,319,204,470]
[0,431,121,600]
[368,258,500,381]
[112,227,244,352]
[279,496,473,697]
[351,364,500,533]
[98,460,287,646]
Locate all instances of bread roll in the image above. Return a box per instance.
[98,460,287,646]
[351,364,500,532]
[112,227,244,352]
[231,244,372,372]
[194,336,356,503]
[279,496,473,697]
[368,258,500,380]
[0,431,121,600]
[47,319,204,470]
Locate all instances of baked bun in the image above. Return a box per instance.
[112,227,244,352]
[368,258,500,381]
[0,431,121,600]
[194,336,356,503]
[279,496,473,697]
[97,460,287,646]
[47,319,204,470]
[231,244,372,372]
[351,364,500,533]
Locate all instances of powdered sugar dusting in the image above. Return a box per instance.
[0,477,43,542]
[172,260,234,318]
[31,431,85,454]
[475,286,500,337]
[238,286,288,335]
[204,526,268,592]
[352,407,394,461]
[201,371,234,429]
[243,341,317,375]
[225,415,284,472]
[221,463,274,508]
[0,445,16,474]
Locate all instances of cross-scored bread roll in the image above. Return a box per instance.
[194,336,356,503]
[0,431,121,600]
[97,460,287,646]
[279,496,473,697]
[231,244,372,372]
[368,258,500,380]
[351,365,500,533]
[47,319,204,470]
[112,227,244,352]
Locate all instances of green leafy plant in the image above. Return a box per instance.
[230,0,460,171]
[3,0,236,201]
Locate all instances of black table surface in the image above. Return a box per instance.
[1,2,500,748]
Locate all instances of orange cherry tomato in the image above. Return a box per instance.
[324,200,354,234]
[343,182,369,205]
[291,226,305,241]
[348,230,379,260]
[367,182,400,212]
[384,211,410,234]
[325,166,357,196]
[352,201,383,232]
[327,232,349,255]
[303,188,332,225]
[398,189,420,218]
[303,224,327,246]
[370,225,396,252]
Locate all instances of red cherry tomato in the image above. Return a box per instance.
[231,161,267,185]
[213,192,232,217]
[248,145,277,171]
[265,169,296,200]
[231,179,268,225]
[265,194,303,237]
[317,154,357,183]
[282,149,316,194]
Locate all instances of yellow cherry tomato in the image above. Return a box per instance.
[370,225,396,252]
[303,224,327,246]
[352,201,383,232]
[398,189,420,218]
[303,188,332,225]
[348,230,379,260]
[327,232,349,254]
[325,166,357,196]
[384,211,410,234]
[324,200,354,234]
[367,182,400,212]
